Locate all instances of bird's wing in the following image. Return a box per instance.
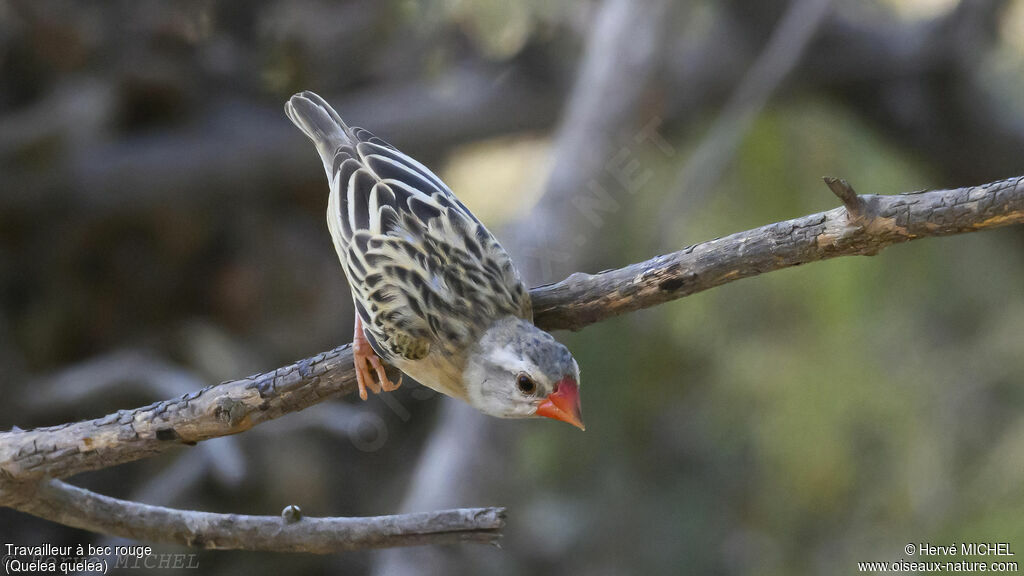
[286,92,531,363]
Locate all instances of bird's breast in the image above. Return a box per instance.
[392,348,468,400]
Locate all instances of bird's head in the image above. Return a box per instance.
[462,316,584,429]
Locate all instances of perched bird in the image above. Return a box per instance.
[285,91,583,429]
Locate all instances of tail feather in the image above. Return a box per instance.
[285,91,352,175]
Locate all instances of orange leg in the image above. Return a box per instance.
[353,316,402,400]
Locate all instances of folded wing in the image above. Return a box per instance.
[286,92,531,363]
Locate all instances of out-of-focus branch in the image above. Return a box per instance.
[1,62,562,215]
[25,349,206,407]
[666,1,1024,186]
[670,0,833,206]
[3,479,504,552]
[2,175,1021,487]
[509,0,677,282]
[797,0,1021,185]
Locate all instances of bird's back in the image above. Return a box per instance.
[286,91,532,392]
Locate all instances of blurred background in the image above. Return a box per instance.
[2,0,1023,574]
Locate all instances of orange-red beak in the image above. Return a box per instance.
[536,376,584,430]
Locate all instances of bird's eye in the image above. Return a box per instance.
[516,374,536,395]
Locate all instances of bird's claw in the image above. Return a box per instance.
[353,317,402,400]
[353,354,380,401]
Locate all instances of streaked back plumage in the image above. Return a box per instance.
[286,91,531,396]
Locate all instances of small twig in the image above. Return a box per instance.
[6,479,504,553]
[823,176,865,219]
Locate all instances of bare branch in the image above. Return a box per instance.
[532,175,1024,331]
[26,349,205,408]
[1,176,1022,487]
[3,480,503,552]
[1,62,562,216]
[0,344,359,484]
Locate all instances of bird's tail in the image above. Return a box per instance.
[285,91,352,176]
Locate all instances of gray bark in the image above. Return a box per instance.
[4,480,503,553]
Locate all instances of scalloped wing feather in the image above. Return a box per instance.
[321,124,530,366]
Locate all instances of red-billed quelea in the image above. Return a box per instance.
[285,91,584,429]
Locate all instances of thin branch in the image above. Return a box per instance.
[4,480,503,552]
[25,349,206,408]
[512,0,675,279]
[669,0,834,206]
[1,175,1022,487]
[1,62,562,215]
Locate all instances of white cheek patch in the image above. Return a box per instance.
[487,345,543,379]
[464,344,548,419]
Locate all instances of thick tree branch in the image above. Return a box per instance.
[1,175,1022,488]
[3,480,503,552]
[0,345,359,484]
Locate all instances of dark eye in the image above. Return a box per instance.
[516,374,536,395]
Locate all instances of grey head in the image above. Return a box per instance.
[461,316,584,429]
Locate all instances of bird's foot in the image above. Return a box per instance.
[353,318,402,400]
